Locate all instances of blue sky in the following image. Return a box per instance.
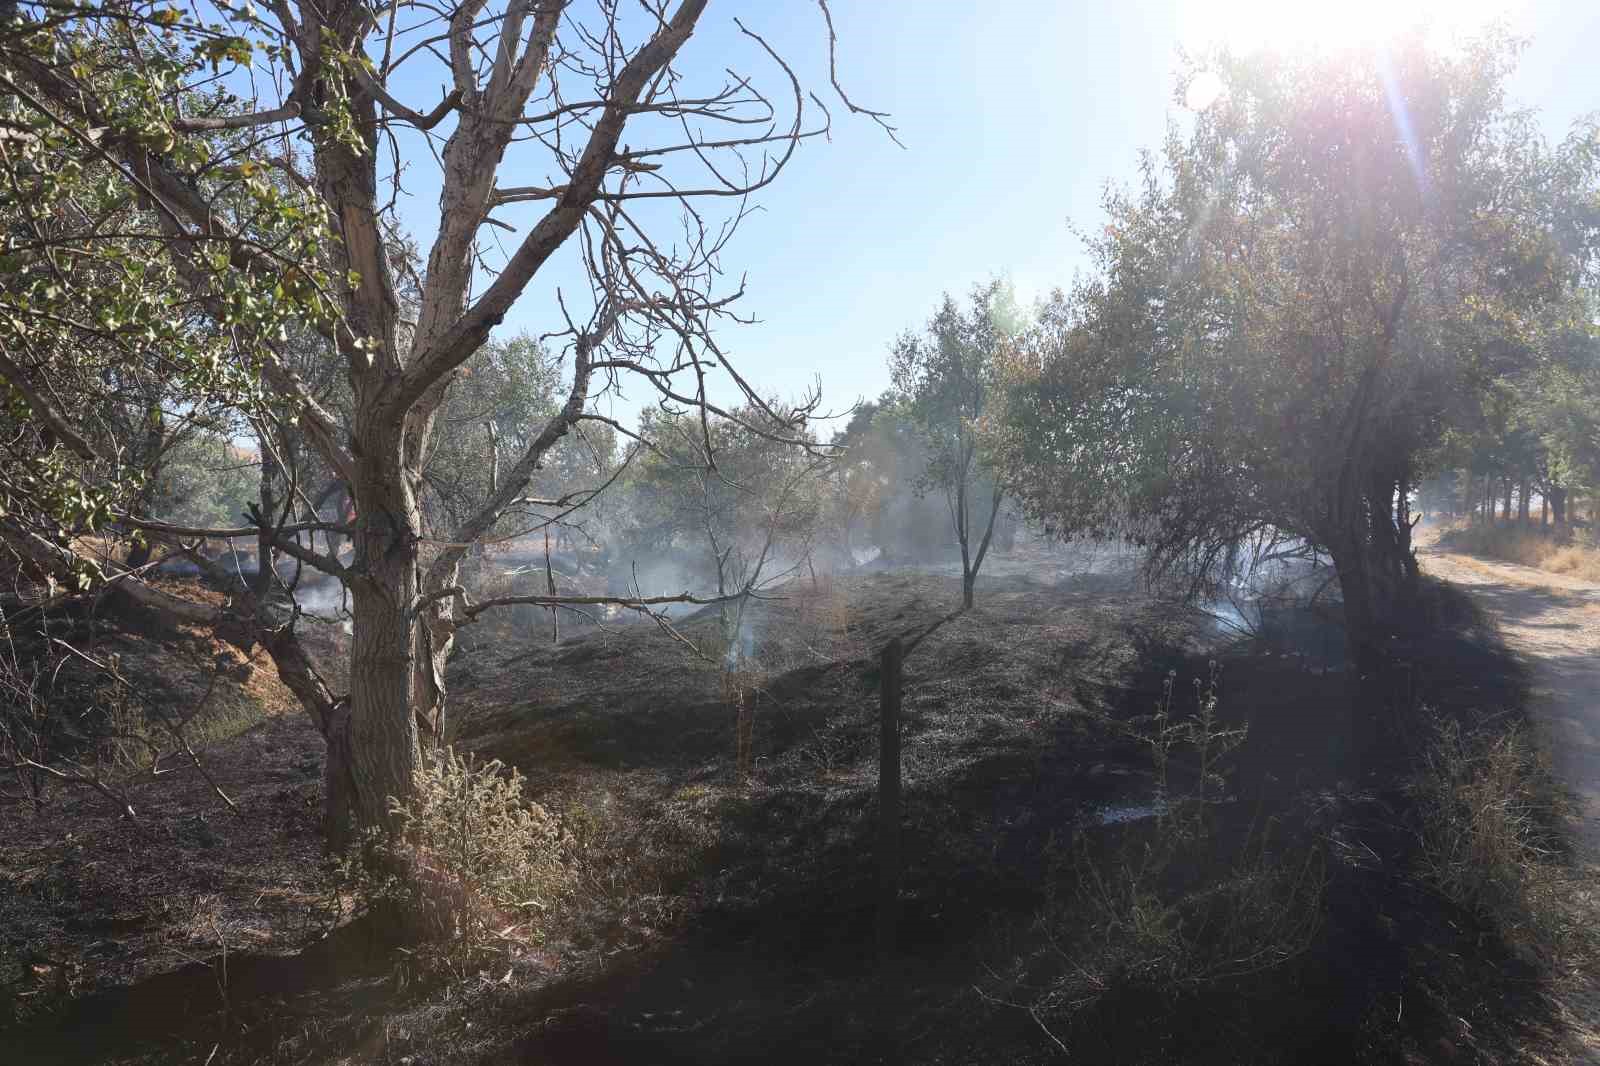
[384,1,1600,429]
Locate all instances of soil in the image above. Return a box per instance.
[0,599,353,1065]
[3,553,1242,1064]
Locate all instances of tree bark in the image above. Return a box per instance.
[963,485,1005,611]
[328,417,429,848]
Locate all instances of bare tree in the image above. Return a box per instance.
[2,0,885,844]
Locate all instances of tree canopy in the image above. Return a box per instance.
[996,35,1600,664]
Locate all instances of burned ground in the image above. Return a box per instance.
[1,554,1582,1065]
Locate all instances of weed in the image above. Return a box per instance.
[1008,672,1320,1056]
[1129,662,1247,807]
[1013,815,1324,1057]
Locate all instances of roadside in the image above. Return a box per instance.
[1419,543,1600,841]
[1419,540,1600,1060]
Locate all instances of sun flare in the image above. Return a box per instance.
[1180,0,1525,56]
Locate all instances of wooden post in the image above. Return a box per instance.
[877,636,904,962]
[734,681,753,779]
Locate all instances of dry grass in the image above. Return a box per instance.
[1020,818,1324,1027]
[1007,684,1324,1058]
[350,748,579,977]
[1407,713,1593,968]
[1437,521,1600,582]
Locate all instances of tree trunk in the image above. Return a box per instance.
[954,467,972,609]
[1550,484,1568,526]
[961,485,1005,612]
[1518,477,1531,523]
[1541,491,1549,527]
[1394,478,1420,594]
[326,428,429,849]
[1502,478,1513,523]
[1327,535,1381,778]
[254,431,281,600]
[544,528,559,645]
[335,582,423,847]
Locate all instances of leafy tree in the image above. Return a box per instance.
[420,332,560,540]
[0,0,882,843]
[622,406,830,627]
[995,36,1597,748]
[826,396,948,566]
[890,280,1019,608]
[150,433,259,530]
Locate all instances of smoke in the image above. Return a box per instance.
[293,578,352,633]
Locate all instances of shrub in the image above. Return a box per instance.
[374,747,577,972]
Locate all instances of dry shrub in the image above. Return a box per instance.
[795,571,854,648]
[1017,680,1322,1045]
[1407,715,1578,956]
[1542,542,1600,581]
[459,566,548,647]
[358,748,577,972]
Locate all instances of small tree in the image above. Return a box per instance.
[623,406,830,648]
[890,281,1020,608]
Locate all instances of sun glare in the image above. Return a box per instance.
[1180,0,1525,56]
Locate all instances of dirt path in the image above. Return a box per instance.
[1420,545,1600,847]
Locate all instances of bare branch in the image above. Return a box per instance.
[816,1,904,148]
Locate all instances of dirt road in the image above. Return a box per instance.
[1421,545,1600,846]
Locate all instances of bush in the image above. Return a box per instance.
[369,748,577,972]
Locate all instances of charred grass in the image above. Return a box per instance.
[3,562,1589,1064]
